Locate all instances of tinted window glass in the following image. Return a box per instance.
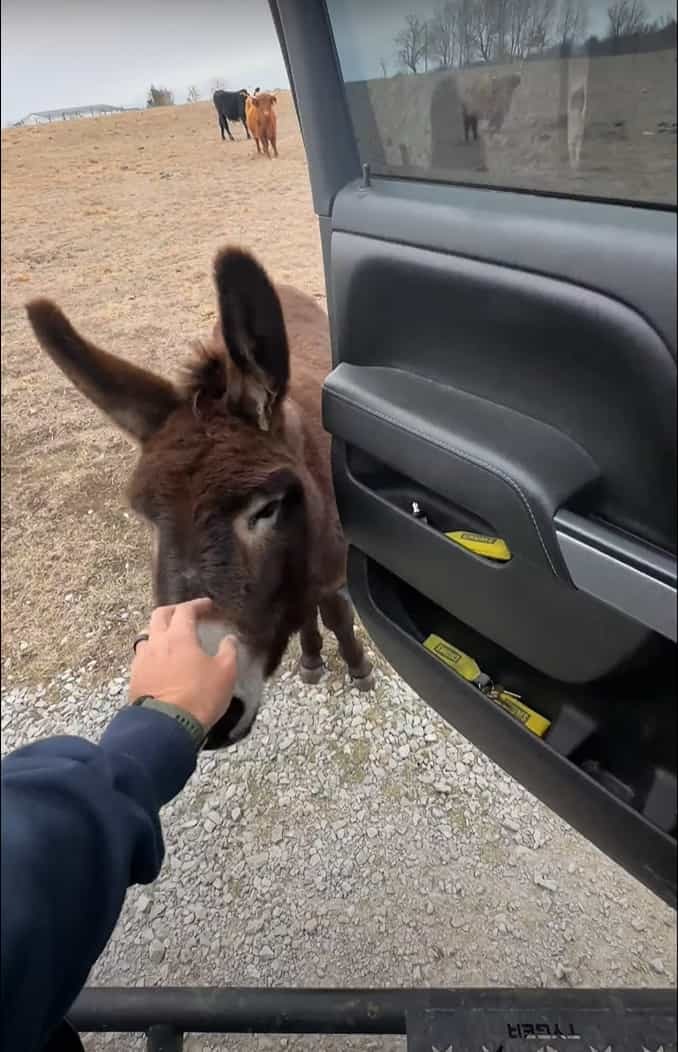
[327,0,677,205]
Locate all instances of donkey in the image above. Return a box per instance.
[26,248,374,748]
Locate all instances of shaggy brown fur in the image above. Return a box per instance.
[245,92,278,158]
[25,247,372,748]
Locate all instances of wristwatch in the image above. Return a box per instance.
[132,696,208,751]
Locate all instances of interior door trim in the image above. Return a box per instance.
[332,179,678,356]
[556,513,678,641]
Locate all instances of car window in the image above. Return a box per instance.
[325,0,677,206]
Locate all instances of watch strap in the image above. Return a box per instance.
[132,696,207,751]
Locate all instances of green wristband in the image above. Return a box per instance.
[132,696,208,751]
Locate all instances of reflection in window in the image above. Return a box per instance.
[327,0,677,205]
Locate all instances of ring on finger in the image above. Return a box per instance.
[133,633,150,654]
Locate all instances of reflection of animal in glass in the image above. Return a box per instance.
[431,73,486,171]
[462,102,479,142]
[460,72,521,142]
[567,60,589,170]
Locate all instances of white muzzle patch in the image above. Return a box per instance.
[196,618,265,742]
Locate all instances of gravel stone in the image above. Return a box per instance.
[2,636,675,1052]
[534,873,558,892]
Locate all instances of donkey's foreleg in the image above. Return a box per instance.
[299,607,325,684]
[319,589,374,691]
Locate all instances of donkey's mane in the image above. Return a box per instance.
[180,339,228,403]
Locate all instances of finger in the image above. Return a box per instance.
[149,605,176,634]
[216,634,238,671]
[171,597,215,635]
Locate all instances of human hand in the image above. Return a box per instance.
[129,599,238,731]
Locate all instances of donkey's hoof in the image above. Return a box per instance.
[299,661,325,685]
[350,668,375,693]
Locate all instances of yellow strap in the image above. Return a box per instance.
[422,633,550,738]
[494,691,551,738]
[446,531,512,562]
[423,634,483,683]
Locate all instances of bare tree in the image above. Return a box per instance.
[210,78,225,93]
[456,0,475,65]
[429,1,458,67]
[607,0,649,39]
[187,85,201,103]
[146,85,174,108]
[394,14,428,73]
[505,0,532,59]
[524,0,557,54]
[471,0,503,61]
[379,56,389,77]
[556,0,588,48]
[422,19,432,71]
[453,0,557,65]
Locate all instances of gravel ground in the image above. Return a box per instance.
[2,631,675,1052]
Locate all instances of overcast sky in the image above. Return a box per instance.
[1,0,287,126]
[2,0,675,125]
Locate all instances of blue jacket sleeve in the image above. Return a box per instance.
[1,705,198,1052]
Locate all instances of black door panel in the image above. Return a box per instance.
[270,0,677,906]
[331,180,678,357]
[321,215,676,902]
[331,440,650,682]
[324,363,601,576]
[349,548,676,906]
[330,226,677,552]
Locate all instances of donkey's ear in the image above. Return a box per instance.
[26,299,180,442]
[213,248,289,431]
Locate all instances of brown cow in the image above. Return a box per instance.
[246,92,278,158]
[25,248,373,749]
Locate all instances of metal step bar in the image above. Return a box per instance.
[68,985,677,1050]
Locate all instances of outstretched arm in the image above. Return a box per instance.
[1,598,237,1052]
[1,706,196,1052]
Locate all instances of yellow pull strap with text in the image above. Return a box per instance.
[423,634,489,687]
[446,531,512,562]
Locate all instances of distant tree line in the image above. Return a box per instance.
[146,79,251,107]
[388,0,676,73]
[146,85,174,107]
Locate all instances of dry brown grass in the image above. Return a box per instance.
[1,95,325,686]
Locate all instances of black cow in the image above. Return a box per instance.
[213,89,252,141]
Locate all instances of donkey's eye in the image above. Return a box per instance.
[248,500,280,530]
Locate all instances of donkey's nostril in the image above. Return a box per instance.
[203,697,246,750]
